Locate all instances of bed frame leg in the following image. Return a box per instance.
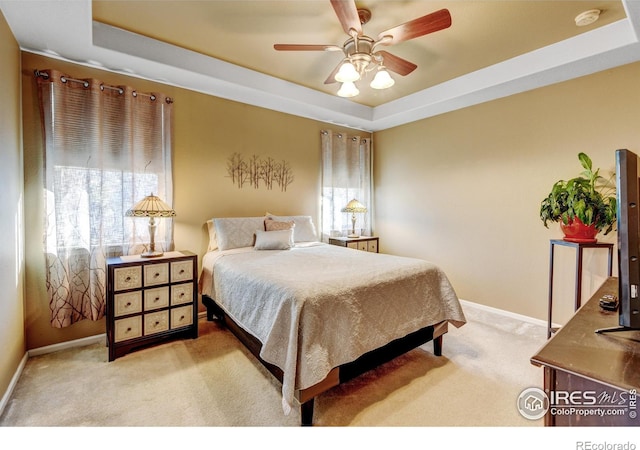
[202,296,222,322]
[301,399,314,426]
[433,335,443,356]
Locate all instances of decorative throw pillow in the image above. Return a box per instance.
[265,214,318,242]
[254,229,294,250]
[265,218,295,232]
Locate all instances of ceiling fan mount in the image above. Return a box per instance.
[357,8,371,25]
[273,0,452,98]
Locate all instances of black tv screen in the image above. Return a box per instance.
[610,149,640,331]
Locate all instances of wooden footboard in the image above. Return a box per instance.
[202,295,447,426]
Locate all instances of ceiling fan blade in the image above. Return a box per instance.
[330,0,362,36]
[274,44,342,52]
[324,61,342,84]
[377,51,417,76]
[376,9,451,46]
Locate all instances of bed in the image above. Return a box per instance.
[198,215,466,425]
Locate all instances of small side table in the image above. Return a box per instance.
[547,239,614,338]
[328,236,379,253]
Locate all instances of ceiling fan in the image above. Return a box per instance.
[273,0,452,98]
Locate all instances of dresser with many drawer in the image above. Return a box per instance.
[106,251,198,361]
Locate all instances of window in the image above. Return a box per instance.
[321,130,372,240]
[37,69,174,327]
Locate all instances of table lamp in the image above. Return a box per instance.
[341,199,367,238]
[125,193,176,258]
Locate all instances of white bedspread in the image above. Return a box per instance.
[199,242,466,414]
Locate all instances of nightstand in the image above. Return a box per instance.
[328,236,379,253]
[106,250,198,361]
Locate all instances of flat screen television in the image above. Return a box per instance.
[597,149,640,333]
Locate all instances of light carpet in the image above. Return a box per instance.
[0,302,548,427]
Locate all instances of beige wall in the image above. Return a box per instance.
[374,62,640,324]
[20,52,368,350]
[0,11,26,401]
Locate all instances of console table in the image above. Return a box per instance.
[532,277,640,426]
[547,239,614,338]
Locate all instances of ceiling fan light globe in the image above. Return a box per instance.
[337,81,359,98]
[370,68,395,89]
[334,62,360,83]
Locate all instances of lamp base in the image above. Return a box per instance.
[347,233,360,238]
[140,251,164,258]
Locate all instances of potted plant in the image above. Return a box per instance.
[540,152,617,243]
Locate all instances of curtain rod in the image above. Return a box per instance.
[34,69,174,104]
[320,130,368,142]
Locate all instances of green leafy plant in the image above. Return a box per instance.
[540,152,617,235]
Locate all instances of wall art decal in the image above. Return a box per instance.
[226,152,294,191]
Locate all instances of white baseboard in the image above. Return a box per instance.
[0,352,28,419]
[459,298,555,328]
[27,333,106,358]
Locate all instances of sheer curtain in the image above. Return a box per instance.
[36,69,174,328]
[321,130,372,241]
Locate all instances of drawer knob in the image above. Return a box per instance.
[125,276,131,282]
[154,297,160,302]
[179,269,185,274]
[126,327,132,332]
[154,273,160,278]
[155,321,160,326]
[179,293,185,298]
[179,315,185,320]
[125,302,131,307]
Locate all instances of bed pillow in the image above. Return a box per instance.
[266,214,318,242]
[254,229,294,250]
[206,219,218,251]
[212,216,267,251]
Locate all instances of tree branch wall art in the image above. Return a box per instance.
[226,152,294,191]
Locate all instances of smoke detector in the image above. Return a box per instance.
[575,9,601,27]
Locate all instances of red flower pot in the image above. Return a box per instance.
[560,217,598,243]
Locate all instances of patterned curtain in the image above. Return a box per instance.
[320,130,372,241]
[36,69,174,328]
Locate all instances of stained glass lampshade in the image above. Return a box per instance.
[341,199,367,238]
[125,193,176,258]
